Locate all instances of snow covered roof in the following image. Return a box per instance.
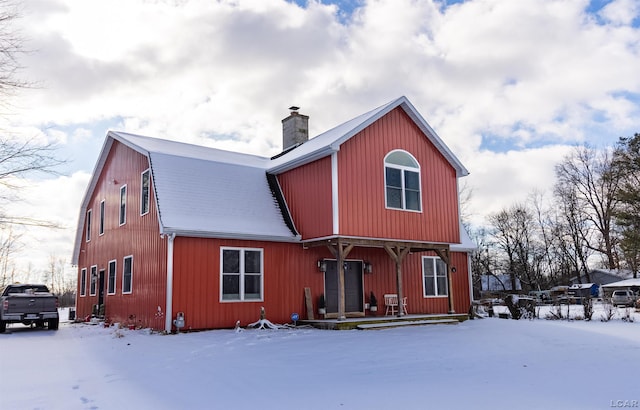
[601,278,640,288]
[450,223,476,252]
[569,283,596,290]
[268,96,469,177]
[112,132,298,240]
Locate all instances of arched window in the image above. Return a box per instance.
[384,150,421,211]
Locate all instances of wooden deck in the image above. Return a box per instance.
[299,313,468,330]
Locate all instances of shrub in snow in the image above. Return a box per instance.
[600,302,616,322]
[505,294,535,320]
[545,304,564,320]
[622,308,634,323]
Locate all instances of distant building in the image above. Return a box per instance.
[601,278,640,298]
[570,269,633,287]
[481,274,521,292]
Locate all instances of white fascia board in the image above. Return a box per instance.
[161,228,301,243]
[331,152,339,235]
[267,145,337,174]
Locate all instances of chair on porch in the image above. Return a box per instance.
[384,294,408,316]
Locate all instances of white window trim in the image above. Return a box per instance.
[384,150,422,213]
[119,185,127,226]
[422,256,448,298]
[99,200,105,236]
[122,255,133,294]
[140,169,150,216]
[86,209,92,242]
[89,265,98,296]
[80,268,87,297]
[107,259,117,295]
[219,247,264,302]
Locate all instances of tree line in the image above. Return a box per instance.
[469,134,640,298]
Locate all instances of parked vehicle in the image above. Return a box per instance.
[610,290,635,307]
[0,284,59,333]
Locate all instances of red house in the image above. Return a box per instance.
[72,96,474,331]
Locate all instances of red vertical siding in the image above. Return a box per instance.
[278,156,333,239]
[354,249,470,315]
[170,238,470,330]
[76,141,167,329]
[172,238,328,330]
[338,108,460,243]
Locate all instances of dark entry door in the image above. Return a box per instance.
[325,261,364,314]
[98,269,105,308]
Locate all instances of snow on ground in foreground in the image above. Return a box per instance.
[1,305,639,410]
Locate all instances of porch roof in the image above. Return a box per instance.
[302,235,450,253]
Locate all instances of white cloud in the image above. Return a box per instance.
[463,145,574,225]
[600,0,640,25]
[2,0,640,273]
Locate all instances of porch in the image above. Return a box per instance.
[299,313,468,330]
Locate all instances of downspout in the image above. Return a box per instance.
[164,233,176,333]
[467,253,474,304]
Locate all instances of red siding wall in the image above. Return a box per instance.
[76,141,167,329]
[338,107,460,243]
[341,248,470,316]
[172,238,328,330]
[170,237,470,330]
[278,156,333,239]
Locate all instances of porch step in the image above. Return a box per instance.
[356,319,459,330]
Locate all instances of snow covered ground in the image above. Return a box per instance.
[1,304,639,410]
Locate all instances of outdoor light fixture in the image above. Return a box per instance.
[317,259,327,272]
[451,267,457,273]
[364,262,373,273]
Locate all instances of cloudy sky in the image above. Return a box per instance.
[2,0,639,278]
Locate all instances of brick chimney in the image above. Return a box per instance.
[282,106,309,151]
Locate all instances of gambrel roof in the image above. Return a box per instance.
[72,96,470,264]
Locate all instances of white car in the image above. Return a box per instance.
[611,290,635,307]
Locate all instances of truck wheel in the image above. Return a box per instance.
[0,320,6,333]
[48,318,59,330]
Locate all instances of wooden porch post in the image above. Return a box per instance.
[327,240,354,321]
[384,245,411,317]
[435,248,455,314]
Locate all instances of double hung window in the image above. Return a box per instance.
[123,256,133,294]
[221,248,263,301]
[423,256,447,297]
[119,185,127,226]
[89,265,97,296]
[140,169,150,216]
[107,260,117,295]
[80,268,87,297]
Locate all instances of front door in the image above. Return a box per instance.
[98,269,105,317]
[325,260,364,317]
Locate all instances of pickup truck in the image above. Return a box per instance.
[0,284,59,333]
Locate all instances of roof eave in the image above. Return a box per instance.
[267,145,338,174]
[161,228,302,243]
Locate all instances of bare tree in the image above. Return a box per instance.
[0,2,63,229]
[552,181,594,283]
[555,145,621,269]
[487,203,545,293]
[0,0,28,103]
[0,224,20,287]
